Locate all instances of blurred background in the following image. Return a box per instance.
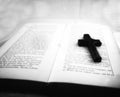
[0,0,120,46]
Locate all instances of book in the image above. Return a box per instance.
[0,21,120,91]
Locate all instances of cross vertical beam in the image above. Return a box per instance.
[78,34,102,62]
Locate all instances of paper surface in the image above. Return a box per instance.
[113,32,120,50]
[0,23,65,82]
[49,22,120,88]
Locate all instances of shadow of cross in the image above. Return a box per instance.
[78,34,102,63]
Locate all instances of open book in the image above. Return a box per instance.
[0,21,120,89]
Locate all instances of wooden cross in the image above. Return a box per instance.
[78,34,102,62]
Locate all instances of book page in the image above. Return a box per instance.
[113,32,120,50]
[0,23,66,82]
[49,22,120,88]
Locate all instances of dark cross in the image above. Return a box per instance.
[78,34,102,62]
